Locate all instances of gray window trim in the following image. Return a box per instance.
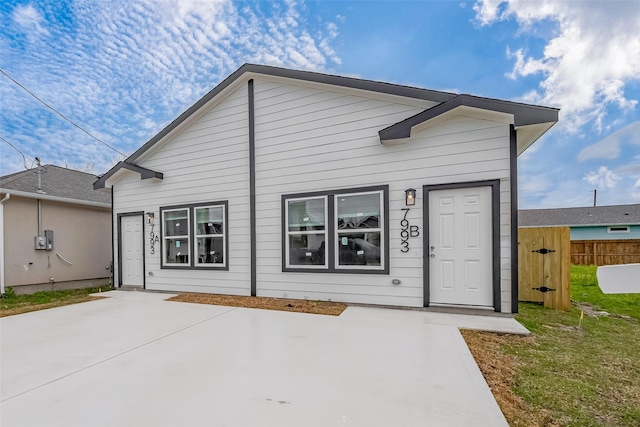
[282,185,389,274]
[160,201,229,270]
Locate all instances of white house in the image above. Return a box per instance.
[94,64,558,313]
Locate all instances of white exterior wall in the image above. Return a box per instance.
[252,78,513,311]
[112,85,251,295]
[109,75,516,312]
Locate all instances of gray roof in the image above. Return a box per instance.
[519,204,640,227]
[0,165,111,205]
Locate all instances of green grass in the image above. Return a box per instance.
[509,265,640,426]
[0,285,112,316]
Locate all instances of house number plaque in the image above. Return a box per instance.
[400,208,420,253]
[149,224,159,254]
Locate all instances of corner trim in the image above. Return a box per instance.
[249,79,257,296]
[510,125,519,313]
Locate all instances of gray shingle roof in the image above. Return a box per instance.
[519,204,640,227]
[0,165,111,205]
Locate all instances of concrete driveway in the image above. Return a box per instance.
[1,291,515,426]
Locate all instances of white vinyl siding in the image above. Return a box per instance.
[111,84,250,295]
[110,74,516,312]
[252,78,513,310]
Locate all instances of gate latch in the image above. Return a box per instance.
[532,286,556,293]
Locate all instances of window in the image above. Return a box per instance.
[195,205,226,266]
[285,197,327,268]
[282,186,388,273]
[336,191,382,269]
[163,208,190,265]
[608,226,630,233]
[161,201,228,269]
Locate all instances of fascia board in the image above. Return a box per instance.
[0,188,110,209]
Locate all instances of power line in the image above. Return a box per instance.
[0,135,30,169]
[0,68,127,157]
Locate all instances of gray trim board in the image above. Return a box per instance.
[422,180,501,312]
[248,80,257,296]
[379,94,559,143]
[117,211,145,289]
[510,125,519,313]
[94,162,163,190]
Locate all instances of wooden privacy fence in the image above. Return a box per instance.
[571,239,640,266]
[518,227,571,311]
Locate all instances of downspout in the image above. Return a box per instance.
[0,192,10,295]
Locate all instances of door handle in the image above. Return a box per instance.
[430,254,436,258]
[430,246,435,252]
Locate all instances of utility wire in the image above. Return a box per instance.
[0,135,30,169]
[0,68,127,157]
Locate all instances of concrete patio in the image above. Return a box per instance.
[1,290,525,426]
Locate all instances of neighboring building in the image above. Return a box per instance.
[519,204,640,266]
[94,64,559,313]
[518,204,640,240]
[0,165,112,294]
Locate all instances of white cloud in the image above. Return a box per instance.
[475,0,640,132]
[0,0,342,175]
[583,166,621,189]
[12,4,49,38]
[578,121,640,161]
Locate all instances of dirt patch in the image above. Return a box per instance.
[167,293,347,316]
[461,330,560,427]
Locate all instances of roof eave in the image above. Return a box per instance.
[0,188,110,208]
[93,162,163,190]
[379,94,559,146]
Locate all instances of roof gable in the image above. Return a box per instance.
[94,63,559,189]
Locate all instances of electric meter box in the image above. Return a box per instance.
[44,230,53,251]
[34,230,53,251]
[34,236,46,250]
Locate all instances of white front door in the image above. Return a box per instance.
[428,186,493,307]
[121,215,143,287]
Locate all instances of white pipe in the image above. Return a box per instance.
[56,252,73,265]
[0,192,10,295]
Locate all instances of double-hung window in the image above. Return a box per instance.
[285,196,327,268]
[282,186,388,273]
[163,208,190,266]
[161,201,228,269]
[194,205,226,267]
[336,191,383,269]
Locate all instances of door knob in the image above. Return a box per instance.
[430,254,436,258]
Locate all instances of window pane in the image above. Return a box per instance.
[195,206,224,235]
[337,193,380,229]
[165,238,189,264]
[196,237,224,264]
[164,209,189,236]
[289,234,326,266]
[288,198,325,231]
[337,232,381,266]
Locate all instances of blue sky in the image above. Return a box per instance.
[1,0,639,208]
